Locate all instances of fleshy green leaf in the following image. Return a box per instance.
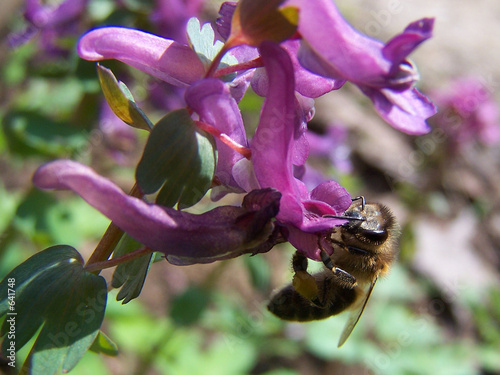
[97,64,153,131]
[136,108,215,208]
[88,330,118,357]
[0,245,107,375]
[111,233,154,304]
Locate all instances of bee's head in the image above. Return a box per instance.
[342,202,393,245]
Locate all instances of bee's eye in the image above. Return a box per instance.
[358,228,388,244]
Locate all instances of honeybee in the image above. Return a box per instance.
[267,197,399,347]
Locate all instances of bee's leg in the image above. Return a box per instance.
[291,252,322,307]
[351,196,366,210]
[319,247,357,288]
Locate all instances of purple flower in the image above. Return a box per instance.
[24,0,87,27]
[284,0,436,134]
[251,42,351,261]
[216,3,344,99]
[98,102,137,164]
[306,125,352,174]
[214,0,436,133]
[33,160,281,265]
[431,77,500,150]
[70,1,439,263]
[250,39,345,98]
[77,27,206,87]
[77,24,258,104]
[9,0,88,52]
[151,0,205,43]
[294,125,353,191]
[185,78,249,198]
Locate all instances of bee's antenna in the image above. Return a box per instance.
[322,196,367,221]
[351,196,366,211]
[322,214,365,221]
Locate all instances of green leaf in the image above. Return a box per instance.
[111,233,154,304]
[187,17,238,75]
[244,255,271,293]
[0,245,107,375]
[2,110,88,157]
[88,330,118,357]
[262,370,300,375]
[136,109,215,208]
[97,64,153,131]
[170,286,211,326]
[13,188,109,248]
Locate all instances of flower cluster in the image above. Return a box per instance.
[9,0,88,53]
[430,76,500,152]
[34,0,436,264]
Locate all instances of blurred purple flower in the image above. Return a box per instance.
[294,125,352,191]
[147,82,188,112]
[33,160,281,265]
[98,102,137,164]
[431,77,500,150]
[306,125,352,174]
[251,42,351,261]
[9,0,88,53]
[151,0,205,43]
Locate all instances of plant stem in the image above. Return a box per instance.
[205,43,230,78]
[85,183,144,272]
[84,246,153,274]
[85,221,124,271]
[213,57,263,77]
[195,120,252,159]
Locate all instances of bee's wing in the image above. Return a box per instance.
[337,277,378,347]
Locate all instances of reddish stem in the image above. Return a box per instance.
[213,57,264,78]
[84,246,153,274]
[196,120,252,159]
[205,34,258,78]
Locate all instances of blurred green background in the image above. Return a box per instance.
[1,0,500,374]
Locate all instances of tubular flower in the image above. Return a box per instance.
[77,27,206,87]
[67,0,439,263]
[284,0,436,134]
[251,42,351,261]
[33,160,281,265]
[216,2,344,99]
